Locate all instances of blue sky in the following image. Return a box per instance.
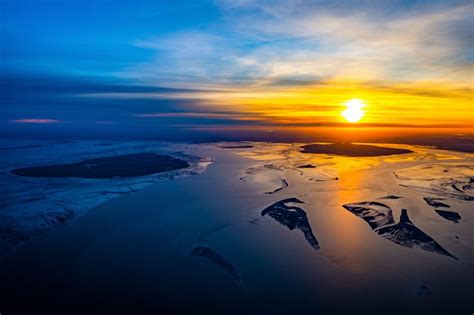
[1,0,473,140]
[3,1,219,76]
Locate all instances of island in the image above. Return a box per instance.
[10,153,189,179]
[301,143,413,157]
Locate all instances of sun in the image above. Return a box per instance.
[341,98,366,123]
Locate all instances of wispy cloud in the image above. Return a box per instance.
[121,0,473,87]
[134,111,261,121]
[6,1,470,133]
[106,1,474,129]
[11,119,61,124]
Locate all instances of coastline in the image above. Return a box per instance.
[0,141,472,314]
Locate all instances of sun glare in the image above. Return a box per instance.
[341,98,366,123]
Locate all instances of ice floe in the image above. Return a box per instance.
[394,164,474,201]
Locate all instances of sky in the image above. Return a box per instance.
[1,0,473,141]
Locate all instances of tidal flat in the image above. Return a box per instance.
[0,140,473,314]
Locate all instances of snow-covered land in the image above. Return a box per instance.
[0,140,213,255]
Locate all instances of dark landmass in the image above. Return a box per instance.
[376,209,458,260]
[221,144,253,149]
[424,197,450,208]
[190,246,240,283]
[0,144,44,151]
[435,143,474,153]
[343,201,395,230]
[435,210,461,223]
[10,153,189,179]
[378,195,403,200]
[298,164,316,168]
[261,198,319,250]
[264,178,288,194]
[301,143,413,157]
[309,176,339,181]
[343,201,457,260]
